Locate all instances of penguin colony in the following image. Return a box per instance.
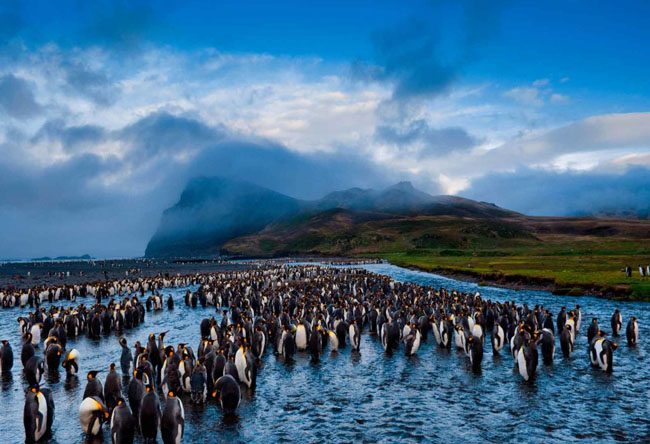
[0,264,642,443]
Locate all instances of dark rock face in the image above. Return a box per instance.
[145,177,303,258]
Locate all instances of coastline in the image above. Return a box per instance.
[383,259,636,301]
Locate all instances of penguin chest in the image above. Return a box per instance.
[517,349,529,381]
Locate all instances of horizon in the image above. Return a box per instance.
[1,1,650,258]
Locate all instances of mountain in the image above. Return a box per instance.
[145,176,520,258]
[145,177,304,258]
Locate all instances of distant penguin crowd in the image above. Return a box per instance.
[0,264,642,443]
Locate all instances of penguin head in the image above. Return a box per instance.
[611,341,618,350]
[168,391,175,398]
[87,370,100,380]
[109,363,116,371]
[119,337,127,346]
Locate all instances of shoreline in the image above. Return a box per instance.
[384,259,635,301]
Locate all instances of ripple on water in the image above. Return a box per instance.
[1,263,650,443]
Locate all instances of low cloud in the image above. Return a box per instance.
[0,74,42,118]
[463,166,650,218]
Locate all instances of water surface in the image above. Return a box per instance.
[1,263,648,443]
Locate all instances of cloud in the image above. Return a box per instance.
[0,74,42,118]
[532,78,549,87]
[375,119,480,158]
[504,86,543,106]
[357,1,506,101]
[463,166,650,218]
[550,93,569,104]
[62,60,120,106]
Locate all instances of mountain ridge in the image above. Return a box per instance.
[145,176,518,258]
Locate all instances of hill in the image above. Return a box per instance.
[145,176,518,258]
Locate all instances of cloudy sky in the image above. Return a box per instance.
[1,0,649,258]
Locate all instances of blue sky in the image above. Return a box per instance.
[1,0,649,257]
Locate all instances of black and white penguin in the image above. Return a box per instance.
[127,369,146,419]
[467,336,483,372]
[161,391,185,444]
[517,338,539,381]
[167,294,174,310]
[139,384,162,442]
[610,310,622,337]
[309,325,323,360]
[492,324,505,353]
[439,318,452,349]
[327,329,339,352]
[589,336,617,373]
[349,321,360,351]
[21,333,35,367]
[105,363,122,412]
[540,328,555,365]
[190,361,207,404]
[560,325,574,357]
[24,356,45,386]
[295,323,308,351]
[83,370,104,401]
[24,385,55,443]
[119,338,133,376]
[213,374,241,416]
[45,340,63,371]
[110,398,136,444]
[404,324,421,357]
[62,348,80,376]
[1,340,13,376]
[626,317,638,346]
[79,395,109,436]
[586,318,600,344]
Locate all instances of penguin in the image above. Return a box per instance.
[517,339,538,381]
[190,361,207,404]
[439,319,452,349]
[295,323,308,351]
[167,294,174,310]
[327,330,339,352]
[119,338,133,376]
[30,323,42,347]
[62,348,80,376]
[309,325,323,360]
[611,310,622,337]
[139,384,162,442]
[281,329,296,361]
[626,317,638,346]
[45,341,63,371]
[492,324,505,353]
[161,391,185,444]
[349,321,360,352]
[586,318,600,344]
[556,307,567,334]
[213,374,241,416]
[574,305,582,333]
[110,398,136,444]
[454,326,466,351]
[105,363,122,412]
[540,328,555,365]
[21,334,35,367]
[467,336,483,372]
[127,369,146,419]
[404,324,421,357]
[1,340,13,376]
[24,356,45,386]
[83,370,104,401]
[589,336,617,373]
[23,385,55,443]
[79,395,109,436]
[560,325,574,357]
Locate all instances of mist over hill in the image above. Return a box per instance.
[145,176,517,258]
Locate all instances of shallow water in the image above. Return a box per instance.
[1,263,649,444]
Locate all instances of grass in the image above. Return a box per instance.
[375,241,650,301]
